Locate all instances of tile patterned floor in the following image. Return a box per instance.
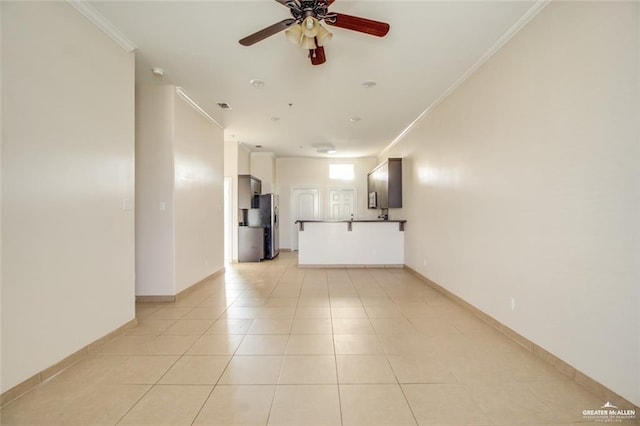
[1,252,635,425]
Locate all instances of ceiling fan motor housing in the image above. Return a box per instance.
[290,0,332,23]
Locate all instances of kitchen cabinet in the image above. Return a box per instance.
[238,175,262,209]
[367,158,402,209]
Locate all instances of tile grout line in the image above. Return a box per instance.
[265,260,303,426]
[112,325,188,424]
[368,268,428,426]
[369,269,421,426]
[9,254,609,425]
[189,286,250,425]
[328,269,346,426]
[119,271,250,425]
[114,278,228,424]
[118,301,224,424]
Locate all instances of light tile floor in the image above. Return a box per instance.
[1,252,635,425]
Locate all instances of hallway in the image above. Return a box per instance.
[0,253,623,425]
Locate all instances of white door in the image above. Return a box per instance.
[291,188,319,251]
[328,188,356,220]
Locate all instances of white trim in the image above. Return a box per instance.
[175,87,223,129]
[66,0,137,52]
[380,0,551,157]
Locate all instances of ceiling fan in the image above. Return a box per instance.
[239,0,390,65]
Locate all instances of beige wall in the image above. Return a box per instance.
[224,140,240,262]
[276,157,379,250]
[174,94,224,293]
[136,85,224,295]
[135,85,175,296]
[384,1,639,405]
[0,2,4,389]
[1,2,135,392]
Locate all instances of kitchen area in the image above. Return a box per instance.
[236,157,405,266]
[237,174,279,262]
[295,158,406,267]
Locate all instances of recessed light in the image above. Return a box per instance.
[250,79,265,88]
[349,116,361,123]
[217,102,232,110]
[361,80,376,88]
[316,145,336,154]
[151,67,165,76]
[255,145,262,148]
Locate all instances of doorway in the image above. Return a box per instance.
[328,188,356,220]
[291,187,319,251]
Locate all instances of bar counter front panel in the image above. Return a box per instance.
[295,220,406,267]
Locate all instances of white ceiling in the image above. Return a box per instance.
[87,0,537,158]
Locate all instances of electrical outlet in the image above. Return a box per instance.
[509,296,516,311]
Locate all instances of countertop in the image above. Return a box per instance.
[294,219,406,223]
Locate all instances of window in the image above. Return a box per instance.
[329,163,354,180]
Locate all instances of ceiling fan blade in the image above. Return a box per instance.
[310,46,326,65]
[239,18,296,46]
[325,0,336,5]
[326,13,390,37]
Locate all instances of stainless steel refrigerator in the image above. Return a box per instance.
[248,193,279,260]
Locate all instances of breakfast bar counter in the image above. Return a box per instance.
[295,220,406,267]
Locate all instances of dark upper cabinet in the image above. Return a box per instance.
[250,177,261,198]
[238,175,262,209]
[367,158,402,209]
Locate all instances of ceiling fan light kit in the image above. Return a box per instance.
[316,144,337,154]
[300,35,317,50]
[239,0,390,66]
[315,25,332,46]
[285,23,303,45]
[302,16,319,37]
[285,17,332,51]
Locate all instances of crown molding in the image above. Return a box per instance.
[176,87,223,129]
[238,143,254,154]
[66,1,137,52]
[380,0,551,157]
